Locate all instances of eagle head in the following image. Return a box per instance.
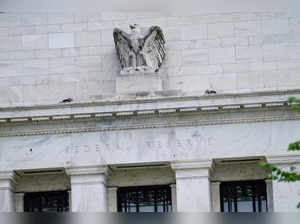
[129,24,138,30]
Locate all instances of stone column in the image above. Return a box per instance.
[265,179,274,212]
[170,184,177,212]
[268,155,300,212]
[68,190,72,212]
[211,181,221,212]
[108,187,118,212]
[66,166,108,212]
[171,160,213,212]
[0,171,18,212]
[14,193,24,212]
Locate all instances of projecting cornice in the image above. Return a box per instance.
[0,89,299,123]
[0,90,299,137]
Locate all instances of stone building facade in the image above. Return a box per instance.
[0,4,300,212]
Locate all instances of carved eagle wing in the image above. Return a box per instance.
[113,28,132,69]
[141,26,166,71]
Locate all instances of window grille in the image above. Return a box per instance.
[220,180,268,212]
[117,185,172,212]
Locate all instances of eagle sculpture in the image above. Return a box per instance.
[113,24,166,74]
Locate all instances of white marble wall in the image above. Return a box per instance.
[1,119,299,171]
[0,11,299,106]
[272,179,300,212]
[268,156,300,212]
[0,189,14,212]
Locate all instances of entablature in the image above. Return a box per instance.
[0,90,299,123]
[0,90,299,137]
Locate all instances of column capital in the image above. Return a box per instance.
[108,187,118,191]
[211,181,221,186]
[265,179,273,184]
[267,154,300,165]
[65,165,109,176]
[66,166,109,185]
[14,192,24,196]
[0,171,19,190]
[171,159,213,170]
[170,183,176,189]
[171,160,213,179]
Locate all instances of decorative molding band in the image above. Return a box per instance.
[267,154,300,165]
[0,110,299,137]
[1,89,299,111]
[0,89,299,124]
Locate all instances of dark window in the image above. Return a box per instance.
[220,180,268,213]
[24,191,69,212]
[117,186,172,212]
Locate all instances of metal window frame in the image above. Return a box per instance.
[220,180,268,213]
[117,185,172,213]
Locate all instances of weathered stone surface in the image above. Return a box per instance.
[236,46,263,63]
[208,23,234,38]
[209,47,235,64]
[116,74,163,94]
[22,34,48,49]
[49,33,74,49]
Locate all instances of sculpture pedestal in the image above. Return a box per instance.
[116,73,163,95]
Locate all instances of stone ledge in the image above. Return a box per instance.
[171,161,213,179]
[0,106,299,137]
[267,154,300,165]
[0,89,299,123]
